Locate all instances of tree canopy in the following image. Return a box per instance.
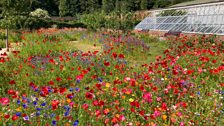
[0,0,193,17]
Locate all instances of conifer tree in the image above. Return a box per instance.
[59,0,69,17]
[140,0,148,10]
[102,0,115,13]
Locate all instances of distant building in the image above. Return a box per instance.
[135,0,224,35]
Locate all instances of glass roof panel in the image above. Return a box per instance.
[135,2,224,35]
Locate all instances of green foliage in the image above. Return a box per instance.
[59,0,69,17]
[30,8,50,19]
[78,11,139,31]
[140,0,148,10]
[102,0,115,13]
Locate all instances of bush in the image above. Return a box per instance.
[30,8,50,19]
[78,11,138,31]
[0,16,86,30]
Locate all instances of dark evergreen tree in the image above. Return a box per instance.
[102,0,115,13]
[86,0,100,13]
[140,0,148,10]
[59,0,69,17]
[69,0,79,15]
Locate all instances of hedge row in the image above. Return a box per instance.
[0,17,87,30]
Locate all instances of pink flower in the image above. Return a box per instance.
[143,92,152,103]
[153,110,160,117]
[180,122,185,126]
[156,97,161,102]
[69,102,74,107]
[0,97,10,105]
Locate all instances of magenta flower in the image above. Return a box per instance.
[0,97,10,105]
[143,92,152,103]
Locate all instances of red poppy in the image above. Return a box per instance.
[104,61,110,66]
[12,114,19,121]
[48,80,54,85]
[118,54,125,58]
[82,103,89,110]
[9,80,16,85]
[52,100,59,110]
[161,103,167,111]
[220,83,224,87]
[112,52,117,58]
[56,77,62,82]
[85,92,94,99]
[4,114,10,119]
[0,57,5,63]
[59,87,67,94]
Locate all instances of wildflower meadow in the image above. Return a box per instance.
[0,28,223,126]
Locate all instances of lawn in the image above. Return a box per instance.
[0,28,223,126]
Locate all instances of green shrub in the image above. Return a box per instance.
[0,32,6,40]
[78,11,138,31]
[0,16,86,30]
[30,8,50,19]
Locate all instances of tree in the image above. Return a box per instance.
[0,0,33,51]
[69,0,79,15]
[59,0,69,17]
[86,0,100,13]
[102,0,115,13]
[140,0,148,10]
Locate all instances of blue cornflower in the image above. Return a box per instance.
[64,106,70,111]
[76,80,80,83]
[69,88,74,92]
[35,88,39,92]
[36,111,41,116]
[36,108,41,111]
[64,111,69,117]
[23,116,29,121]
[48,89,52,92]
[41,102,46,106]
[33,101,37,106]
[73,120,79,126]
[51,113,55,118]
[23,104,28,108]
[197,92,200,95]
[97,78,103,82]
[75,88,80,92]
[52,120,56,125]
[17,100,21,105]
[16,112,21,116]
[27,99,30,103]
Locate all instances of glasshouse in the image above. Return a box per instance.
[135,1,224,35]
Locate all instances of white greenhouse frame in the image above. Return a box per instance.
[135,2,224,35]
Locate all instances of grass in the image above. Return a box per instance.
[67,41,102,53]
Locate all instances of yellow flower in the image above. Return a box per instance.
[115,114,120,118]
[16,107,22,112]
[162,115,167,121]
[66,99,71,103]
[126,91,131,95]
[129,98,134,102]
[106,83,110,88]
[171,113,175,117]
